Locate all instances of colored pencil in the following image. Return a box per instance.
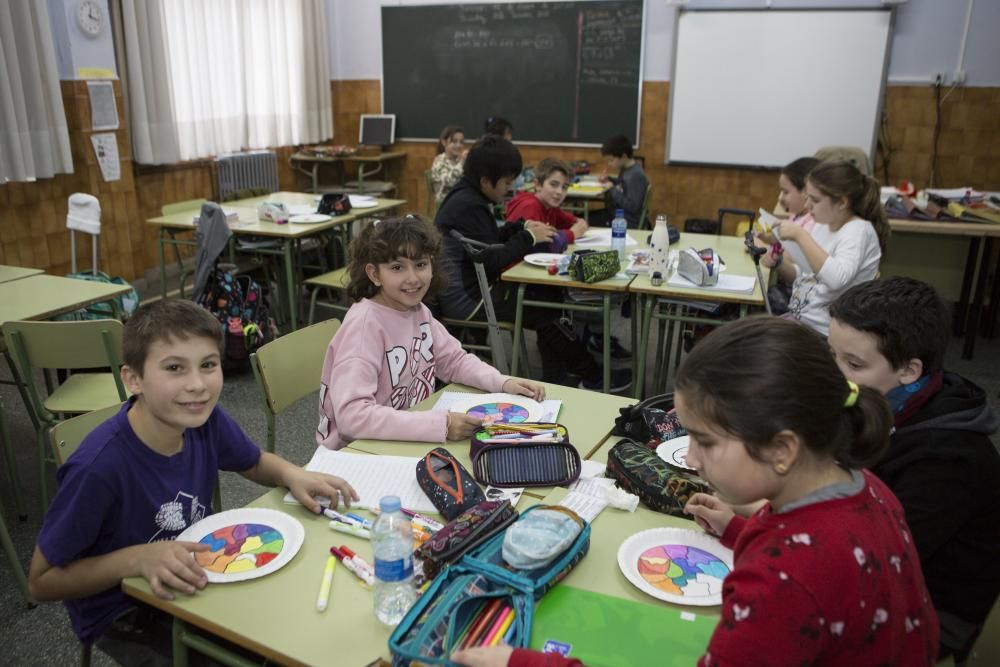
[461,599,503,649]
[502,618,517,645]
[451,601,484,648]
[489,610,516,646]
[480,607,513,646]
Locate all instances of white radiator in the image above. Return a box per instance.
[216,150,279,200]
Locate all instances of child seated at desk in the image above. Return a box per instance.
[315,214,544,450]
[453,317,939,667]
[766,160,889,336]
[594,133,648,229]
[829,277,1000,661]
[28,299,358,661]
[431,125,466,206]
[505,157,589,253]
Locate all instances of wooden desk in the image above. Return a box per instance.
[629,232,766,399]
[501,232,639,394]
[147,194,406,330]
[0,265,43,283]
[290,151,407,195]
[886,218,1000,359]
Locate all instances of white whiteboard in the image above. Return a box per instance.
[666,10,892,168]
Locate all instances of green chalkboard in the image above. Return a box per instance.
[381,1,643,145]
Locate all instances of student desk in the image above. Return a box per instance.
[120,471,540,666]
[501,232,642,395]
[0,274,130,327]
[886,218,1000,360]
[147,193,405,331]
[0,265,43,283]
[345,381,635,470]
[630,232,766,399]
[530,486,719,664]
[290,151,407,195]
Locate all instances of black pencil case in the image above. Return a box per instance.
[472,441,581,488]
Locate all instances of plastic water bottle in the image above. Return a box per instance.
[611,208,627,261]
[649,214,671,278]
[372,495,417,626]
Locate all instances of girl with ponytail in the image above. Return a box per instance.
[766,159,888,336]
[679,317,937,666]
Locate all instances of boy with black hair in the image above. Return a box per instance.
[829,277,1000,660]
[29,299,358,660]
[435,136,630,391]
[599,133,649,228]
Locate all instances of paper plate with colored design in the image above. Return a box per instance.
[177,508,305,583]
[618,527,733,606]
[656,436,696,473]
[448,393,543,425]
[289,213,332,224]
[524,253,565,268]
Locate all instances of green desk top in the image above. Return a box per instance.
[500,230,644,293]
[291,151,407,164]
[345,382,635,466]
[146,193,406,238]
[122,483,540,666]
[0,275,130,330]
[0,265,43,283]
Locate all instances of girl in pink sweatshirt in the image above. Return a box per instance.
[316,215,543,449]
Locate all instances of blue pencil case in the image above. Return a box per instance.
[388,505,591,666]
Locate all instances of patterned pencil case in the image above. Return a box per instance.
[568,248,621,283]
[416,448,486,521]
[414,499,518,584]
[469,423,569,460]
[472,442,581,488]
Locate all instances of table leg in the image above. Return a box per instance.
[602,294,612,393]
[963,237,992,359]
[172,618,189,667]
[283,241,298,331]
[311,163,319,193]
[954,237,980,336]
[511,284,526,377]
[630,293,641,399]
[637,294,655,400]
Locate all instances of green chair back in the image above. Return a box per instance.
[250,319,341,453]
[638,182,653,230]
[49,403,123,466]
[424,169,437,218]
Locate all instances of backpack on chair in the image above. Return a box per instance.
[197,263,275,370]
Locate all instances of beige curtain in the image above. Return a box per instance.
[0,0,73,182]
[122,0,332,163]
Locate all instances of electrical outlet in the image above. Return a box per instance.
[930,71,945,85]
[953,70,967,84]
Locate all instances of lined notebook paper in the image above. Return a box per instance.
[283,448,436,512]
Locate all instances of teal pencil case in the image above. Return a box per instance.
[388,505,591,666]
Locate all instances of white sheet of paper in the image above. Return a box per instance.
[90,133,120,182]
[283,448,435,512]
[559,490,608,523]
[432,391,562,423]
[668,271,756,293]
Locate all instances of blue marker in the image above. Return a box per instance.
[346,513,374,530]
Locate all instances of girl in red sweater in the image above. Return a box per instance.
[454,317,938,667]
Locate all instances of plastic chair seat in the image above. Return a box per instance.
[43,374,129,414]
[305,267,349,290]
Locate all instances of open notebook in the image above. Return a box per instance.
[283,448,436,513]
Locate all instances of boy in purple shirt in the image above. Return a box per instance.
[29,299,358,658]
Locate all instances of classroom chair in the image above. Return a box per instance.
[638,182,653,230]
[160,198,207,298]
[1,395,32,607]
[424,169,438,218]
[250,318,341,454]
[304,266,351,325]
[2,319,128,511]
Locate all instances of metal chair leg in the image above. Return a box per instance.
[0,508,33,606]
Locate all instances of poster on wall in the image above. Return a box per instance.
[90,133,120,182]
[87,81,119,131]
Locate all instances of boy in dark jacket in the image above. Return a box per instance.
[829,277,1000,661]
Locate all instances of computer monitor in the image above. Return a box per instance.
[358,114,395,147]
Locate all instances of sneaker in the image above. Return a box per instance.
[586,331,632,359]
[578,368,633,393]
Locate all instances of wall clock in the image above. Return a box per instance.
[77,0,104,38]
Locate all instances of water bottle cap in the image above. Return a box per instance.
[615,209,624,217]
[379,495,401,512]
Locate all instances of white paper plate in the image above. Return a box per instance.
[618,527,732,606]
[656,436,696,472]
[524,253,565,268]
[178,508,305,583]
[348,195,378,208]
[289,213,332,224]
[447,393,542,424]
